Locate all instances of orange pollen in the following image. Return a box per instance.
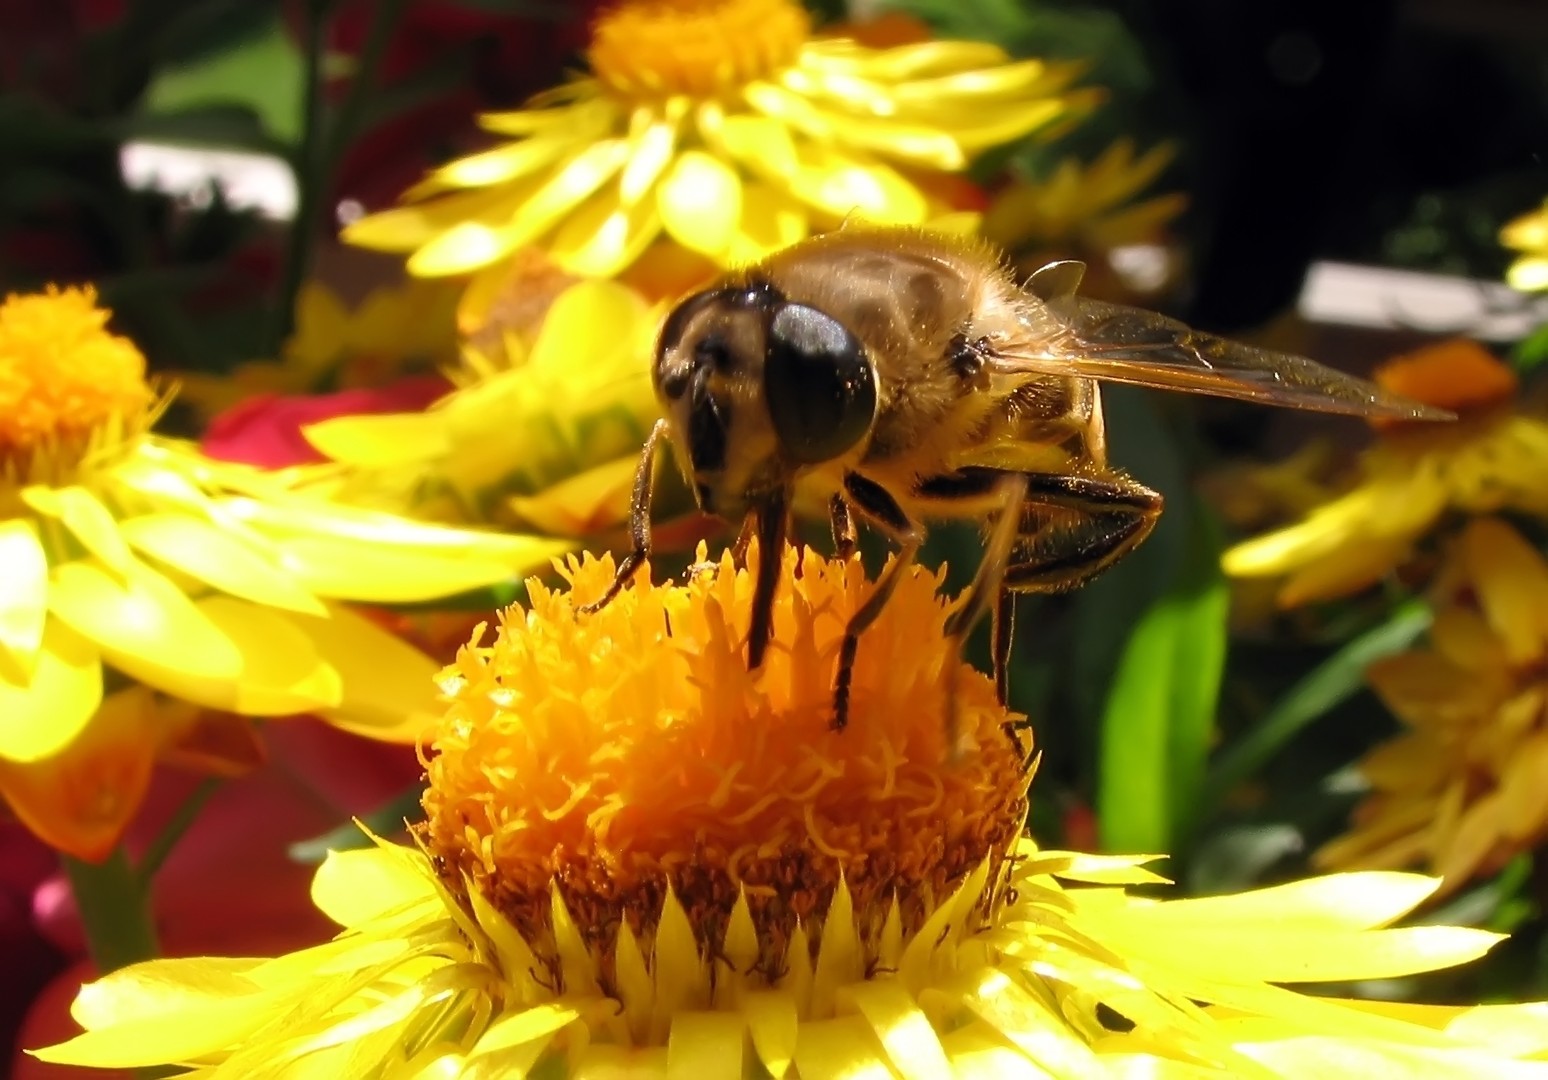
[586,0,811,98]
[0,286,154,473]
[1372,338,1518,417]
[417,542,1031,988]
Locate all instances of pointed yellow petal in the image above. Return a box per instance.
[0,619,101,762]
[431,136,571,190]
[657,151,742,256]
[312,844,435,927]
[276,535,557,603]
[666,1011,744,1079]
[48,560,242,692]
[408,221,525,277]
[468,873,541,990]
[342,185,530,254]
[788,158,926,225]
[838,980,950,1080]
[940,1022,1053,1078]
[615,921,654,1041]
[118,513,328,617]
[0,519,48,678]
[811,875,860,1017]
[711,114,799,180]
[620,115,680,205]
[651,886,704,1042]
[1507,256,1548,292]
[958,966,1106,1078]
[301,411,451,469]
[22,485,135,575]
[551,885,600,997]
[0,684,155,860]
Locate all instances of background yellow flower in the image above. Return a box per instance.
[0,286,568,859]
[1502,198,1548,292]
[341,0,1092,280]
[1316,517,1548,893]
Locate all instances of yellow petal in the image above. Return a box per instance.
[429,136,571,190]
[550,183,663,278]
[1507,256,1548,292]
[620,114,680,205]
[0,685,157,860]
[0,619,102,762]
[301,410,451,469]
[34,959,285,1068]
[741,991,797,1079]
[1277,533,1413,608]
[508,456,639,537]
[528,280,649,375]
[789,1015,895,1080]
[1499,733,1548,841]
[408,221,525,278]
[1083,871,1440,933]
[666,1011,744,1079]
[312,844,435,927]
[726,183,808,267]
[190,597,344,715]
[787,157,927,225]
[838,980,951,1080]
[275,535,535,603]
[296,603,442,740]
[341,185,531,254]
[711,114,799,180]
[657,151,743,256]
[22,484,135,575]
[0,518,49,678]
[118,513,328,617]
[1463,518,1548,664]
[48,560,242,693]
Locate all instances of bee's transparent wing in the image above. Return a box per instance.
[993,261,1452,421]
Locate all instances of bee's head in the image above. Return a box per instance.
[652,278,878,518]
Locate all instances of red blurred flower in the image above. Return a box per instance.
[10,720,423,1079]
[200,374,451,468]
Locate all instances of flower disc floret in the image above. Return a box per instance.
[0,287,154,477]
[420,542,1031,992]
[588,0,811,97]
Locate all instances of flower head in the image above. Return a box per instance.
[1222,339,1548,607]
[31,544,1548,1077]
[299,278,680,541]
[1316,517,1548,892]
[342,0,1092,279]
[1502,197,1548,292]
[982,138,1186,300]
[0,287,569,860]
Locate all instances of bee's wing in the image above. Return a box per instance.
[991,262,1453,421]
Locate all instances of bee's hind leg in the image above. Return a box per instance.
[1003,472,1163,594]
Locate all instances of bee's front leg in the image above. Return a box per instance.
[578,419,669,616]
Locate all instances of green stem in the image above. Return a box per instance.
[269,0,332,355]
[136,778,222,886]
[267,0,408,355]
[62,849,160,975]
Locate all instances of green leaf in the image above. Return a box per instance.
[1510,321,1548,375]
[288,781,426,864]
[140,12,304,147]
[1200,600,1432,821]
[1096,495,1228,856]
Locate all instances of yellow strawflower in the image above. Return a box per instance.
[1223,339,1548,607]
[32,544,1548,1077]
[1501,198,1548,291]
[341,0,1092,280]
[982,137,1187,298]
[296,277,683,542]
[1317,517,1548,894]
[175,277,461,420]
[0,286,568,860]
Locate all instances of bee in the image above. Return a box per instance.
[581,226,1449,741]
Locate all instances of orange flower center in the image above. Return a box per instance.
[0,286,154,480]
[586,0,811,98]
[418,543,1031,982]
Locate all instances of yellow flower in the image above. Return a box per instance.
[298,277,691,543]
[1222,339,1548,607]
[1316,517,1548,894]
[341,0,1092,280]
[1501,198,1548,292]
[0,286,569,859]
[982,137,1187,265]
[32,544,1548,1077]
[176,278,461,420]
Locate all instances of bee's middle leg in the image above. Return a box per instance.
[580,418,669,615]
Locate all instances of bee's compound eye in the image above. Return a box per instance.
[764,304,876,465]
